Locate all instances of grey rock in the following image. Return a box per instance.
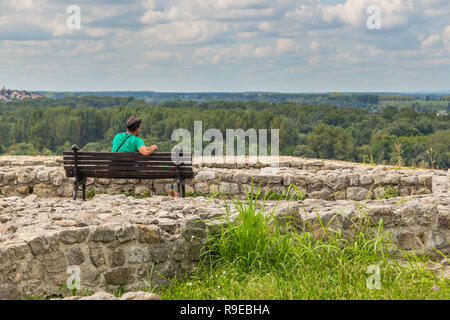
[137,224,161,243]
[91,227,115,242]
[128,246,151,264]
[59,228,90,244]
[347,187,369,201]
[79,291,117,300]
[104,267,134,286]
[423,231,449,250]
[66,247,85,265]
[0,283,20,300]
[116,225,137,243]
[89,243,106,267]
[42,250,68,273]
[119,291,161,300]
[110,249,126,267]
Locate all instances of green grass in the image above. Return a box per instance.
[25,182,450,300]
[156,182,450,300]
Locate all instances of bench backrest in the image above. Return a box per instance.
[63,150,194,180]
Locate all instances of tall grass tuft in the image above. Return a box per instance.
[159,180,450,300]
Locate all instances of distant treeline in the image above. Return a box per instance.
[35,91,450,113]
[0,97,449,169]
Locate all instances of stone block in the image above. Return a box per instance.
[91,227,115,242]
[360,174,374,186]
[57,183,73,197]
[16,186,30,195]
[0,283,20,300]
[119,292,161,300]
[347,187,369,201]
[66,247,85,266]
[233,172,250,184]
[397,232,423,250]
[59,228,90,244]
[333,189,347,200]
[49,172,65,186]
[36,170,50,182]
[309,189,333,200]
[116,225,137,243]
[348,174,360,186]
[423,231,449,250]
[418,175,433,186]
[128,246,151,264]
[33,184,57,197]
[400,176,418,186]
[194,171,216,181]
[89,243,105,267]
[28,237,48,255]
[182,219,207,241]
[137,224,161,243]
[3,172,16,184]
[438,213,450,229]
[135,185,149,195]
[219,182,239,194]
[109,249,125,267]
[17,170,36,184]
[194,182,209,194]
[42,250,68,273]
[104,267,134,286]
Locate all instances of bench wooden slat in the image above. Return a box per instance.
[63,151,191,156]
[65,170,194,179]
[65,173,192,179]
[64,166,193,172]
[64,149,193,200]
[63,156,191,162]
[63,153,191,160]
[63,154,190,159]
[64,160,192,166]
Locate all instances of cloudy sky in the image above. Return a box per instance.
[1,0,449,92]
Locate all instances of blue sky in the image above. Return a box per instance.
[0,0,449,92]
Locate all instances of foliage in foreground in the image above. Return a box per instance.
[1,98,449,169]
[158,184,450,300]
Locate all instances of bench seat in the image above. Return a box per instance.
[63,145,193,200]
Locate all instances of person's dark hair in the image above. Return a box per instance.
[127,121,141,132]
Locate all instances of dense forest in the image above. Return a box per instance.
[0,97,449,169]
[37,91,450,113]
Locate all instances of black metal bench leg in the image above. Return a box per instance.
[176,165,182,198]
[73,177,79,200]
[82,178,86,201]
[177,179,182,198]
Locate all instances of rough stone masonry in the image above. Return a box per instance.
[0,156,449,299]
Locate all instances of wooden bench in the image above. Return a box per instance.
[63,145,194,200]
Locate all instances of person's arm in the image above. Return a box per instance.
[138,144,158,156]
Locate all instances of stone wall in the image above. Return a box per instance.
[0,195,213,299]
[0,157,445,200]
[0,156,448,299]
[0,190,449,299]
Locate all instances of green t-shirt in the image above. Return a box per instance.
[112,133,145,153]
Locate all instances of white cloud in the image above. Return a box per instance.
[445,25,450,43]
[285,0,416,29]
[193,44,274,65]
[421,34,441,48]
[276,38,299,53]
[143,20,231,44]
[1,0,450,91]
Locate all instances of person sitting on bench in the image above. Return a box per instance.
[112,115,158,155]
